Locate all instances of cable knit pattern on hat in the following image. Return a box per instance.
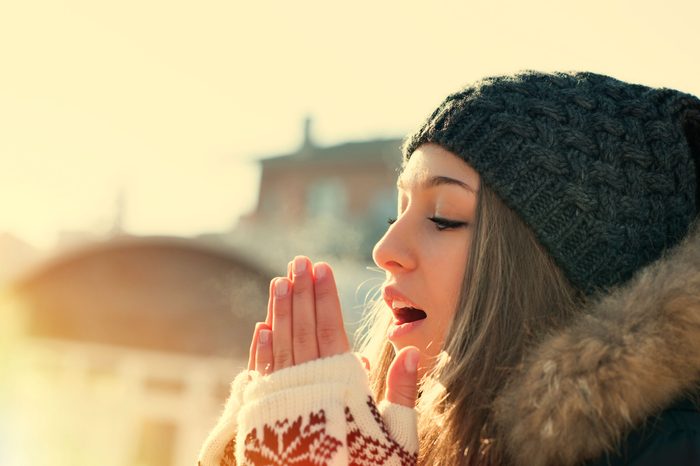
[197,352,418,466]
[403,71,700,294]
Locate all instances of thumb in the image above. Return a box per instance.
[385,346,420,407]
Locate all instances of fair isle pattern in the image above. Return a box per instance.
[346,397,417,466]
[221,438,236,466]
[242,409,342,465]
[217,401,417,465]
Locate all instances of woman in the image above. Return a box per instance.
[199,71,700,465]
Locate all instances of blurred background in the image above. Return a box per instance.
[1,1,698,465]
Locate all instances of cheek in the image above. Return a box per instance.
[428,236,470,309]
[433,237,468,337]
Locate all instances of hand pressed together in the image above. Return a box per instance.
[247,255,420,408]
[247,255,350,375]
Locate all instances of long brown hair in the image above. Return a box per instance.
[356,184,584,465]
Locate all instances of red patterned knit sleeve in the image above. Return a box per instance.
[233,352,418,466]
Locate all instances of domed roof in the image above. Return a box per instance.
[13,235,272,357]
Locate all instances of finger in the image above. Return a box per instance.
[247,322,267,371]
[255,329,273,375]
[265,278,274,327]
[313,262,350,358]
[291,256,319,364]
[272,277,294,370]
[266,262,291,327]
[385,346,420,407]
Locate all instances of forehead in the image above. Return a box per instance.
[398,144,480,191]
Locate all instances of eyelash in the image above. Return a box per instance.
[386,216,467,231]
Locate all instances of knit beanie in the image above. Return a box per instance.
[403,71,700,295]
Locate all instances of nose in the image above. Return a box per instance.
[372,215,417,274]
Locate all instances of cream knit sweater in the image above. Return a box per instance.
[198,352,418,466]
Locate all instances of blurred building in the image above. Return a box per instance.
[5,235,271,466]
[0,232,40,285]
[236,118,402,262]
[1,122,403,466]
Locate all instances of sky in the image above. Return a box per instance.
[1,0,699,249]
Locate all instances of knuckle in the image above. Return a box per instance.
[398,380,417,392]
[274,350,293,367]
[316,325,340,347]
[293,327,315,347]
[313,284,335,302]
[314,286,333,300]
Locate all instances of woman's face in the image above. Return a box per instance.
[373,143,479,370]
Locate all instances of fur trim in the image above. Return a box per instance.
[494,224,700,466]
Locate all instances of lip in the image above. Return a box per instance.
[382,285,427,340]
[387,319,426,340]
[382,286,422,317]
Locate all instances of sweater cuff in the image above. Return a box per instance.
[243,352,368,403]
[378,399,419,453]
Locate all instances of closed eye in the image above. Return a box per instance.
[428,216,467,231]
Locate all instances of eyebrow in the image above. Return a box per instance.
[397,174,477,193]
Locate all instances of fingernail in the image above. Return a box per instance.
[404,349,419,373]
[314,263,326,280]
[259,329,270,345]
[293,256,307,275]
[275,279,289,297]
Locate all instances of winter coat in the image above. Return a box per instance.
[493,224,700,465]
[584,394,700,465]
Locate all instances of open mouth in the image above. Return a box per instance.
[383,287,428,328]
[393,306,427,325]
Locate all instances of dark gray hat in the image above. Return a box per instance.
[403,71,700,295]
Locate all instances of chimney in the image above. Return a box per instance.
[302,116,314,150]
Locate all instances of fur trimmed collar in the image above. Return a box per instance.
[494,224,700,466]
